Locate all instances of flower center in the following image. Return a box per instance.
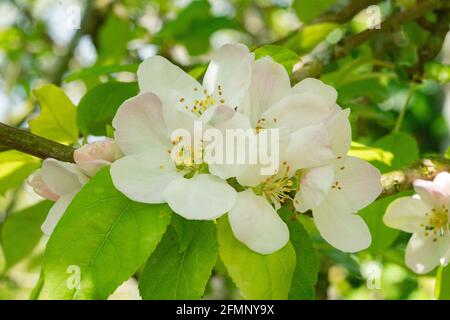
[169,135,204,173]
[421,205,449,241]
[179,85,226,116]
[255,161,296,206]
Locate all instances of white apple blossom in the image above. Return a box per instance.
[110,43,381,255]
[109,44,254,220]
[384,172,450,274]
[29,139,122,235]
[217,55,381,254]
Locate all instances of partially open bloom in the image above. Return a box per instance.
[384,172,450,274]
[74,138,123,176]
[29,159,88,235]
[29,140,122,235]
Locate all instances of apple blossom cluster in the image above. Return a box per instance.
[29,43,382,256]
[384,172,450,274]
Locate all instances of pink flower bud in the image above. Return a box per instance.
[74,139,123,176]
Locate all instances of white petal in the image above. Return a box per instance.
[284,123,335,171]
[248,57,291,125]
[383,197,431,233]
[325,156,381,213]
[313,200,371,252]
[434,172,450,197]
[327,108,351,158]
[110,151,179,203]
[405,232,450,274]
[113,92,170,155]
[294,164,334,212]
[137,56,201,105]
[163,174,237,220]
[41,159,88,197]
[228,189,289,254]
[202,105,252,179]
[28,170,60,201]
[203,43,252,108]
[291,78,337,106]
[41,191,78,235]
[261,93,334,133]
[413,179,447,206]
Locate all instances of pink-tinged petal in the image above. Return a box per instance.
[434,172,450,197]
[291,78,337,107]
[113,92,170,155]
[326,108,351,158]
[261,93,335,133]
[383,197,431,233]
[203,43,253,109]
[74,139,123,176]
[110,150,179,204]
[163,174,237,220]
[41,159,88,197]
[28,170,60,202]
[405,232,450,274]
[247,57,291,125]
[284,123,335,171]
[413,179,447,206]
[228,189,289,255]
[137,56,201,105]
[41,191,78,235]
[313,199,371,252]
[324,156,381,213]
[294,164,334,212]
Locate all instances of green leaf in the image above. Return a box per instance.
[171,215,204,252]
[372,132,419,173]
[29,84,78,144]
[293,0,338,23]
[98,14,131,64]
[157,0,240,56]
[279,208,318,300]
[217,216,296,299]
[139,220,217,299]
[436,265,450,300]
[360,192,413,256]
[297,23,340,54]
[254,45,300,74]
[77,82,139,136]
[0,151,40,195]
[1,201,52,269]
[64,64,138,83]
[40,167,171,299]
[349,141,394,168]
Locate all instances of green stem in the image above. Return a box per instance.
[392,84,416,133]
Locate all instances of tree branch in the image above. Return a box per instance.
[380,157,450,198]
[275,0,383,46]
[292,0,449,82]
[0,123,74,162]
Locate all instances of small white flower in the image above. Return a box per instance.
[384,172,450,274]
[29,139,122,235]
